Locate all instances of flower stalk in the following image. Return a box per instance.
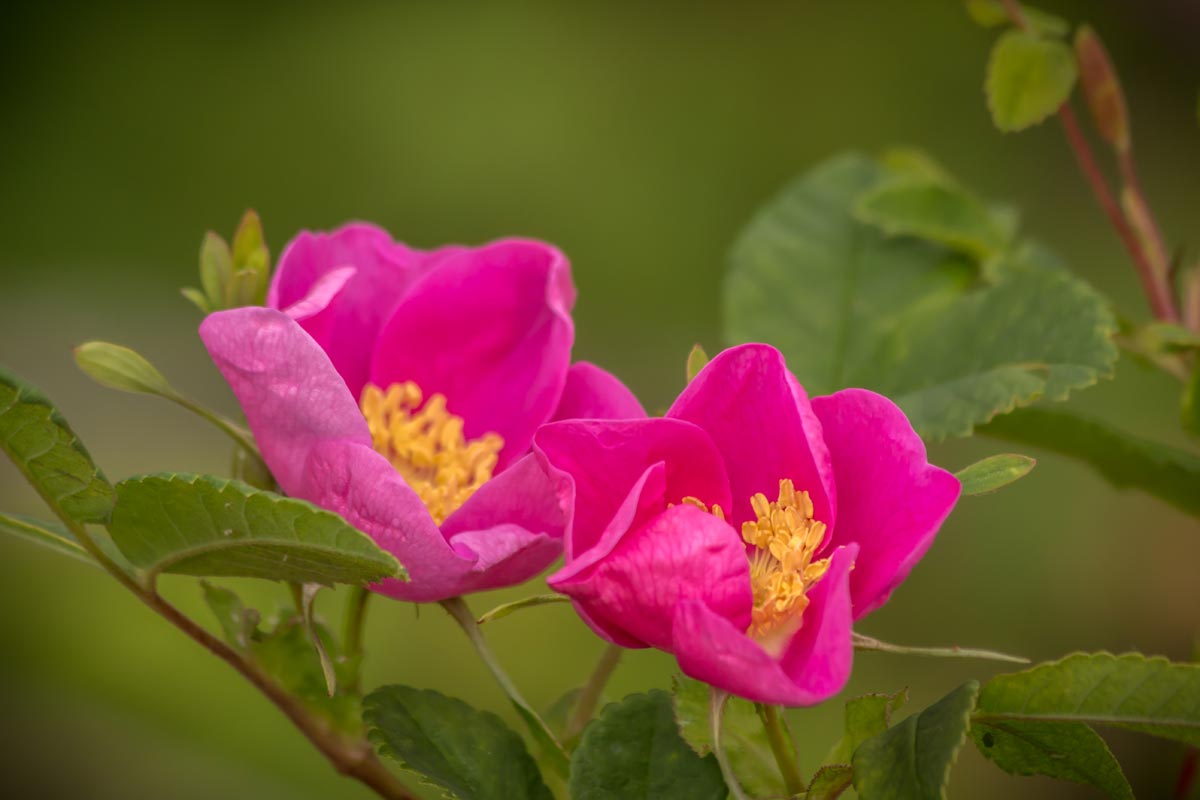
[565,643,624,741]
[756,703,805,795]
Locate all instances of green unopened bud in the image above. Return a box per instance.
[229,210,271,307]
[1074,26,1130,152]
[200,232,233,310]
[686,344,710,383]
[74,341,178,398]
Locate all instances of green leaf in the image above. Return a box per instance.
[686,344,710,383]
[955,454,1036,495]
[254,615,360,732]
[827,689,908,764]
[0,367,116,524]
[571,690,726,800]
[671,676,785,797]
[107,473,403,585]
[0,511,93,566]
[974,652,1200,746]
[364,685,553,800]
[724,154,1117,440]
[180,286,211,313]
[807,764,854,800]
[200,231,233,309]
[855,179,1012,259]
[986,31,1078,132]
[964,0,1070,36]
[74,341,178,398]
[476,594,570,625]
[200,580,259,649]
[971,720,1133,799]
[852,681,979,800]
[983,407,1200,516]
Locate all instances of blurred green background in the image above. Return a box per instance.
[1,2,1197,797]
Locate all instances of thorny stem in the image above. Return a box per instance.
[852,632,1030,663]
[343,586,372,694]
[999,0,1180,323]
[68,521,415,800]
[565,643,624,741]
[710,690,753,800]
[756,703,805,795]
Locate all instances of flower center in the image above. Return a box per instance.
[360,382,504,524]
[682,478,831,648]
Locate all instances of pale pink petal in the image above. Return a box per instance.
[268,223,429,397]
[550,505,751,651]
[199,307,370,496]
[670,546,855,707]
[812,389,960,618]
[668,344,836,530]
[281,266,356,321]
[534,417,731,561]
[550,362,646,422]
[370,238,576,471]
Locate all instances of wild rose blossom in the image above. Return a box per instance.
[200,223,642,601]
[536,344,959,705]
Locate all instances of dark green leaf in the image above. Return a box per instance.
[365,685,553,800]
[827,689,908,764]
[955,454,1036,495]
[671,676,785,797]
[807,764,854,800]
[0,511,93,566]
[986,32,1078,132]
[983,407,1200,516]
[975,652,1200,746]
[0,367,116,523]
[571,690,726,800]
[971,720,1133,799]
[108,473,403,585]
[855,179,1012,259]
[852,682,979,800]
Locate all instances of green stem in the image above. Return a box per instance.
[565,643,623,741]
[288,582,305,617]
[440,597,570,774]
[171,393,263,459]
[709,689,752,800]
[343,586,372,694]
[852,632,1029,664]
[756,704,805,795]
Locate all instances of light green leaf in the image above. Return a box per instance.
[74,341,177,398]
[955,454,1036,495]
[0,511,93,566]
[365,685,553,800]
[200,580,260,650]
[971,720,1133,799]
[671,676,785,797]
[686,344,710,383]
[200,231,233,309]
[0,367,116,524]
[180,286,211,313]
[476,593,570,625]
[807,764,854,800]
[974,652,1200,746]
[986,31,1078,132]
[571,690,726,800]
[855,179,1012,259]
[107,473,403,586]
[852,681,979,800]
[724,154,1117,440]
[983,407,1200,516]
[827,689,908,765]
[964,0,1070,36]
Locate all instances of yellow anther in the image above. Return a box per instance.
[360,381,504,524]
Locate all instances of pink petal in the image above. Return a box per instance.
[441,452,569,554]
[671,545,856,706]
[281,266,356,321]
[300,440,556,602]
[369,238,576,472]
[534,417,731,561]
[268,223,431,398]
[199,307,370,496]
[550,505,751,651]
[811,389,960,618]
[668,344,836,530]
[550,362,646,422]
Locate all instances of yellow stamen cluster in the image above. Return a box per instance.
[741,479,831,645]
[360,382,503,524]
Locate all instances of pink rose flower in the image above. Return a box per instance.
[200,223,642,601]
[536,344,959,705]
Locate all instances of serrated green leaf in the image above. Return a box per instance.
[827,689,909,765]
[807,764,854,800]
[107,473,403,585]
[572,690,726,800]
[971,720,1132,799]
[0,367,116,524]
[855,179,1012,259]
[974,652,1200,746]
[724,154,1117,440]
[364,685,553,800]
[964,0,1069,36]
[983,407,1200,516]
[74,341,178,398]
[671,676,785,797]
[986,31,1078,132]
[955,454,1036,495]
[852,682,978,800]
[686,345,710,384]
[0,511,93,566]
